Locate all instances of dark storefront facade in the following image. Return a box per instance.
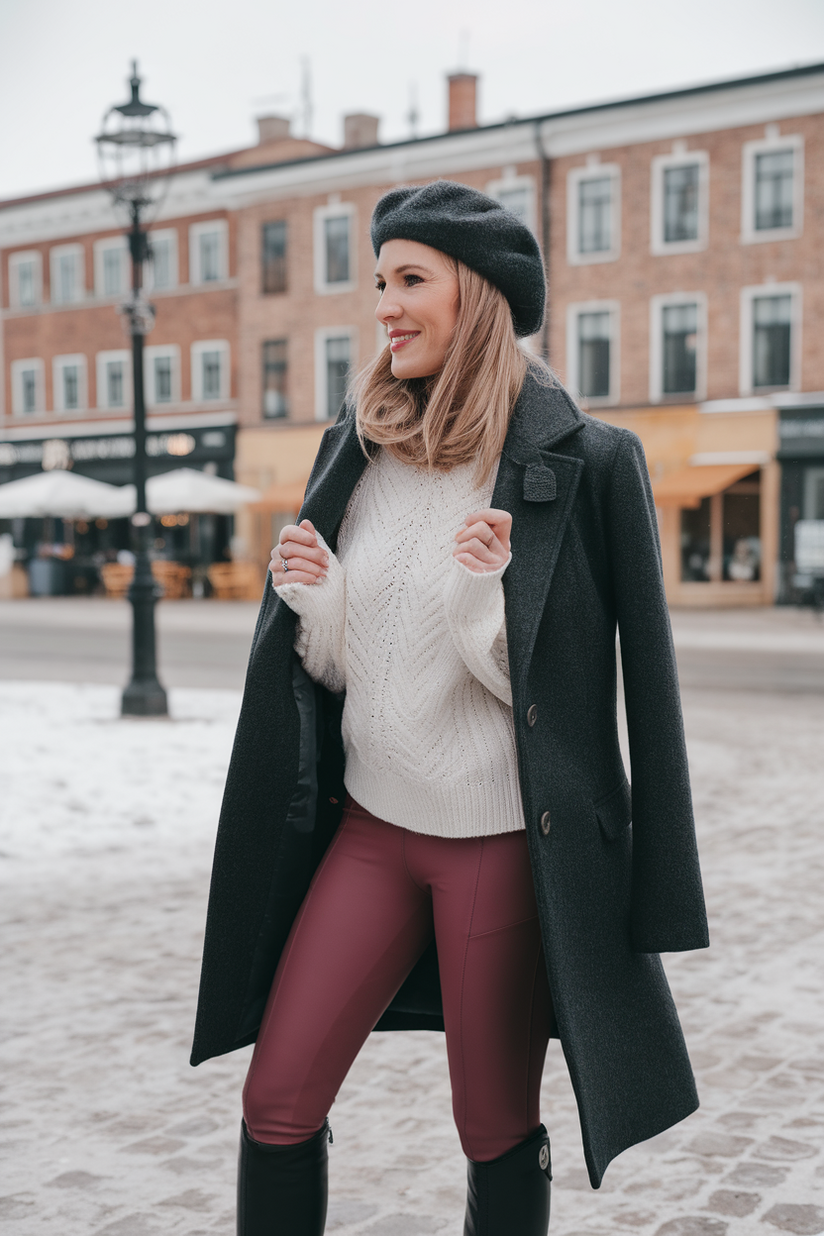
[777,406,824,601]
[0,419,237,595]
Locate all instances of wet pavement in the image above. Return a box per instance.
[1,607,824,1234]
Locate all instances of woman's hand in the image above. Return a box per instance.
[270,519,328,586]
[453,509,512,574]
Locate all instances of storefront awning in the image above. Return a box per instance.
[249,480,308,514]
[652,463,760,509]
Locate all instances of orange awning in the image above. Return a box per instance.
[652,463,759,509]
[249,480,308,513]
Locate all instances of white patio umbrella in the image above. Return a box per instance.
[117,468,261,515]
[0,470,132,520]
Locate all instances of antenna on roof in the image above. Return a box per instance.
[301,57,313,138]
[407,83,419,139]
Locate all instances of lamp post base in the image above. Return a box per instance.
[121,677,168,717]
[122,548,168,718]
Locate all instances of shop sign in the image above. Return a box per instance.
[0,428,231,471]
[778,411,824,457]
[795,520,824,574]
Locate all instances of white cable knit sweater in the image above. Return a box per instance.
[275,449,525,838]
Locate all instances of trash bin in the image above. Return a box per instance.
[28,558,67,596]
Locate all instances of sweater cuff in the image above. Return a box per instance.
[272,533,345,620]
[443,554,512,706]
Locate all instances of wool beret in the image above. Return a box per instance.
[371,180,545,338]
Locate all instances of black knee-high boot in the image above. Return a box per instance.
[237,1119,331,1236]
[464,1125,551,1236]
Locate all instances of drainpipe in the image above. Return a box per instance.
[534,119,551,364]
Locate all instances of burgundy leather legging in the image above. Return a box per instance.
[243,797,553,1162]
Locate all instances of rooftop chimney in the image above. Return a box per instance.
[343,112,380,150]
[447,73,478,132]
[256,115,291,145]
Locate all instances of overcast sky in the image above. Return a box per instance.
[2,0,824,201]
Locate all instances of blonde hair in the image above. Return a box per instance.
[354,259,530,488]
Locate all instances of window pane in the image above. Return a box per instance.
[22,369,37,413]
[755,149,794,231]
[103,248,123,296]
[681,498,711,581]
[63,365,79,410]
[578,177,612,254]
[578,311,610,398]
[199,232,222,281]
[154,356,173,403]
[263,339,288,418]
[324,216,350,284]
[262,221,287,294]
[202,350,222,399]
[106,361,124,408]
[753,295,791,388]
[150,237,172,289]
[662,303,698,394]
[18,260,36,306]
[497,187,529,224]
[325,336,350,418]
[723,479,761,581]
[58,254,77,303]
[663,164,699,243]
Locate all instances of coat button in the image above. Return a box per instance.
[540,811,551,836]
[527,704,538,727]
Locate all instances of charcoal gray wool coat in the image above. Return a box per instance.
[190,368,709,1189]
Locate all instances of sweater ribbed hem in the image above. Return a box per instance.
[344,756,526,839]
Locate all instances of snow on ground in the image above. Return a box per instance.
[1,679,824,1235]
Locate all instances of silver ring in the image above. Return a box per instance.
[281,558,289,573]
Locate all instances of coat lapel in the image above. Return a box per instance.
[493,373,586,692]
[299,414,370,550]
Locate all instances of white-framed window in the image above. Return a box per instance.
[650,151,709,255]
[191,340,231,402]
[93,237,128,298]
[739,282,802,394]
[567,163,620,265]
[741,134,803,243]
[53,354,88,414]
[565,301,620,406]
[649,292,708,403]
[144,345,181,407]
[486,174,537,231]
[147,228,178,291]
[314,327,357,420]
[189,219,228,285]
[49,243,85,305]
[314,203,356,294]
[10,358,45,416]
[95,349,131,410]
[8,251,42,309]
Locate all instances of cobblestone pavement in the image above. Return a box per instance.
[1,673,823,1235]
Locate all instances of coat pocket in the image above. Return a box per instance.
[594,778,632,842]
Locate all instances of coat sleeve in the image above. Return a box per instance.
[605,432,709,954]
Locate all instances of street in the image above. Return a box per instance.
[1,604,824,1234]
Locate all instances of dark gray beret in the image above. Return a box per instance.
[371,180,545,338]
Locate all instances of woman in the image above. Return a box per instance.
[191,182,709,1236]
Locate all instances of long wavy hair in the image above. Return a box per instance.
[354,258,537,488]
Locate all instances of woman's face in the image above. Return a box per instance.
[374,239,460,379]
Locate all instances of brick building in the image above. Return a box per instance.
[3,64,824,603]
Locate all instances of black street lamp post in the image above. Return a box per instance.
[96,63,176,716]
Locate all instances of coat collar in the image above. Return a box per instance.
[302,366,586,536]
